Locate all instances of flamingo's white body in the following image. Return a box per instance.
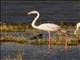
[74,22,80,35]
[28,10,68,50]
[35,23,60,31]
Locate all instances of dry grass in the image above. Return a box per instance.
[0,22,80,45]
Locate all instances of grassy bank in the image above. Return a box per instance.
[0,22,80,46]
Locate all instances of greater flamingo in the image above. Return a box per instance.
[74,22,80,35]
[28,10,68,50]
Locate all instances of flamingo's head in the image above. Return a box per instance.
[60,30,66,33]
[28,10,38,15]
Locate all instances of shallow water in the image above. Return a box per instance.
[1,44,80,60]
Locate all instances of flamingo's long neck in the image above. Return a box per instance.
[31,12,39,28]
[74,23,80,34]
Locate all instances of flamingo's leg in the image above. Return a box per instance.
[62,32,68,49]
[64,34,68,49]
[48,31,51,50]
[58,29,68,49]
